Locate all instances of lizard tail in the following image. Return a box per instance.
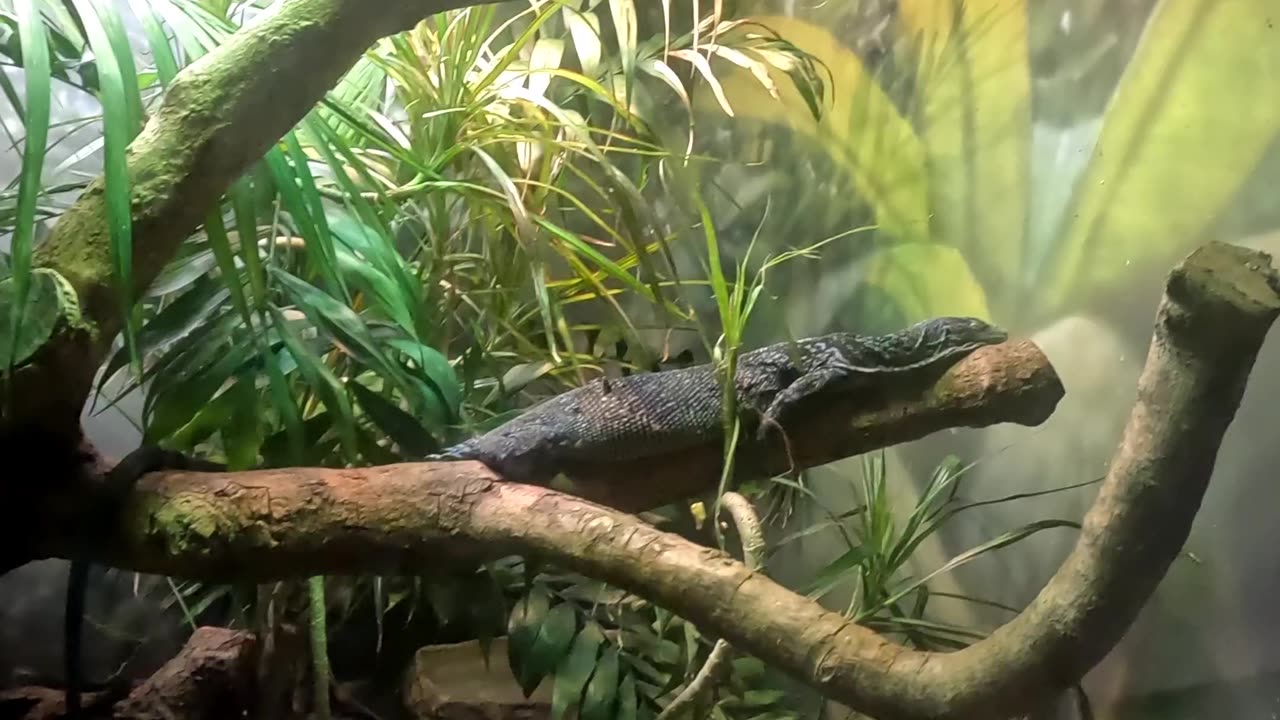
[424,440,480,462]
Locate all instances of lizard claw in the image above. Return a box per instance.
[755,414,779,442]
[757,414,799,477]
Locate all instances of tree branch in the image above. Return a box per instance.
[30,333,1061,576]
[35,242,1277,719]
[555,338,1061,510]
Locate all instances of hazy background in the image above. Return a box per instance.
[689,1,1280,717]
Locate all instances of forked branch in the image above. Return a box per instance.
[34,242,1273,719]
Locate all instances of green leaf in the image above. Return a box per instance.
[580,645,620,720]
[869,519,1080,618]
[70,0,142,367]
[508,584,554,697]
[741,689,787,707]
[203,209,253,325]
[146,339,254,443]
[86,0,144,127]
[127,0,179,85]
[552,622,605,719]
[8,0,52,365]
[799,543,868,600]
[521,602,579,699]
[270,305,360,463]
[260,411,334,468]
[283,132,342,284]
[0,269,76,369]
[229,177,267,312]
[148,247,219,296]
[616,672,638,720]
[271,267,419,415]
[222,376,264,470]
[349,380,439,457]
[385,338,462,424]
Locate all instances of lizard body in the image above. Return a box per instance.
[429,316,1008,484]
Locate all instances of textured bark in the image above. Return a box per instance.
[34,242,1277,719]
[29,336,1059,579]
[114,627,258,720]
[559,338,1060,510]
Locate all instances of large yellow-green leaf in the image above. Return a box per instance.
[857,243,993,324]
[710,16,933,245]
[1046,0,1280,312]
[898,0,1031,301]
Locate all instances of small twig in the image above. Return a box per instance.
[656,491,764,720]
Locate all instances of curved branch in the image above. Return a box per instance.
[31,334,1060,575]
[555,338,1061,511]
[655,492,761,720]
[36,242,1274,719]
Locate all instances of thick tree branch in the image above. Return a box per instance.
[558,338,1060,510]
[31,335,1060,577]
[13,0,501,430]
[34,242,1277,719]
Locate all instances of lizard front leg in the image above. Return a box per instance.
[755,358,867,442]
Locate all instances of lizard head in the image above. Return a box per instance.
[923,316,1009,349]
[877,316,1009,367]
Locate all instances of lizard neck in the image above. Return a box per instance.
[822,317,1007,372]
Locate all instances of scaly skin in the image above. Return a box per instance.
[430,316,1008,484]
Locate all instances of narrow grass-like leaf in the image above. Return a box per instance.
[271,267,420,410]
[128,0,179,84]
[222,375,264,470]
[283,131,347,297]
[800,544,869,601]
[867,519,1080,619]
[146,338,254,442]
[89,0,144,126]
[70,0,141,367]
[270,306,359,463]
[228,176,267,310]
[203,210,253,324]
[349,380,439,456]
[8,0,52,368]
[385,337,462,422]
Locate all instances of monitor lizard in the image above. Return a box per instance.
[427,316,1009,484]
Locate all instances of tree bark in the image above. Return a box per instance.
[28,242,1280,719]
[29,336,1061,577]
[114,627,258,720]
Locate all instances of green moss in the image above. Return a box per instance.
[149,496,227,554]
